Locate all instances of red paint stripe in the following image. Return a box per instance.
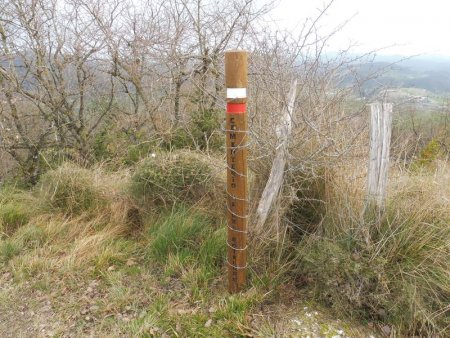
[226,103,246,114]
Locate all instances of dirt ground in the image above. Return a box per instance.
[0,269,380,338]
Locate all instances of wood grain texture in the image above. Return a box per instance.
[225,51,248,293]
[255,80,297,231]
[367,102,392,209]
[225,51,248,103]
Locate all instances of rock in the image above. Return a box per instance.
[381,325,391,336]
[377,308,387,318]
[292,319,302,326]
[204,319,213,328]
[351,252,361,261]
[148,327,161,335]
[126,259,137,267]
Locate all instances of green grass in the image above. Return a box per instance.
[0,240,21,263]
[0,202,30,235]
[92,238,138,273]
[0,186,33,237]
[0,214,45,264]
[146,206,226,273]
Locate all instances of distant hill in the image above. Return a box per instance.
[343,55,450,96]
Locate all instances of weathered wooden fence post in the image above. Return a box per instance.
[225,50,248,293]
[367,102,393,210]
[255,80,297,231]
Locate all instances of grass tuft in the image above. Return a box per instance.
[0,240,21,263]
[37,163,108,215]
[146,206,225,272]
[130,150,224,207]
[14,224,47,249]
[294,163,450,336]
[0,202,30,236]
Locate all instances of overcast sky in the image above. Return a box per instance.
[268,0,450,57]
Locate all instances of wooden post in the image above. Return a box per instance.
[367,102,393,210]
[225,50,248,293]
[255,79,297,231]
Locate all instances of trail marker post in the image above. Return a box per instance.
[225,50,248,293]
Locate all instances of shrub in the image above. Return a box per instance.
[294,179,450,336]
[189,108,224,151]
[161,109,224,151]
[411,138,443,170]
[123,142,155,166]
[37,163,108,215]
[93,127,157,166]
[131,151,224,206]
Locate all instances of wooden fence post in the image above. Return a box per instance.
[255,80,297,231]
[367,102,393,210]
[225,50,248,293]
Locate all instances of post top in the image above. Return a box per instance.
[225,49,248,54]
[225,51,248,91]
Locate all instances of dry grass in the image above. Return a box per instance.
[3,151,448,336]
[293,160,450,336]
[0,160,381,337]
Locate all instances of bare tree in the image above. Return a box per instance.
[0,0,117,181]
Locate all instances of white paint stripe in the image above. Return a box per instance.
[227,88,247,98]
